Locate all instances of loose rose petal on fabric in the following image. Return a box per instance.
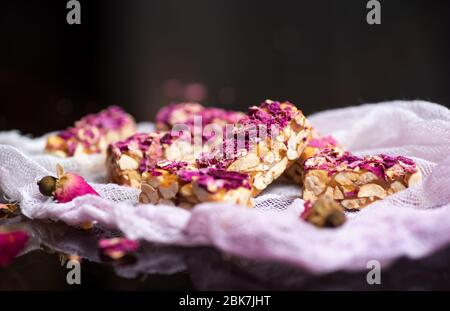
[0,230,29,267]
[99,238,139,260]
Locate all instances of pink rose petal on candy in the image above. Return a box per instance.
[0,230,29,267]
[99,238,139,260]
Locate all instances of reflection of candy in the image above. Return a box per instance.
[99,238,139,260]
[0,230,29,267]
[37,164,99,203]
[45,106,136,157]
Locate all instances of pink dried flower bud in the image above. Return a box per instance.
[37,164,99,203]
[300,201,313,220]
[99,238,139,260]
[0,230,29,267]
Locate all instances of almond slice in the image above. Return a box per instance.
[357,184,386,199]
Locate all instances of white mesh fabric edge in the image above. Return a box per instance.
[0,101,449,273]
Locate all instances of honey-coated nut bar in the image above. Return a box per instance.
[302,147,422,210]
[137,100,312,205]
[45,106,136,157]
[139,165,253,208]
[217,100,312,195]
[155,102,245,132]
[285,132,339,184]
[106,131,200,188]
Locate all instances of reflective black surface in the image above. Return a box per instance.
[1,215,450,291]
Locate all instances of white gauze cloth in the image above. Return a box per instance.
[0,100,449,273]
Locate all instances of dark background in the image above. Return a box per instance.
[1,0,449,136]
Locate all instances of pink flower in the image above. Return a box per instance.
[37,164,99,203]
[0,230,29,267]
[300,201,313,220]
[99,238,139,260]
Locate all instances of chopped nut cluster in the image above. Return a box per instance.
[140,166,253,208]
[106,131,200,188]
[156,102,245,132]
[45,106,136,157]
[302,147,422,210]
[285,131,340,184]
[138,100,312,205]
[301,196,346,228]
[209,100,312,195]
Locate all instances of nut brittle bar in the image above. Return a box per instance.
[106,132,200,188]
[45,106,136,157]
[302,147,422,210]
[155,102,245,131]
[204,100,312,195]
[138,100,311,205]
[139,165,253,207]
[285,132,340,184]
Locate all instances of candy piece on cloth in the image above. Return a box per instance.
[106,132,199,188]
[99,238,139,260]
[301,196,346,228]
[138,99,311,206]
[155,102,244,132]
[37,164,99,203]
[302,147,422,210]
[0,230,29,267]
[214,100,312,195]
[285,131,340,184]
[45,106,136,157]
[140,166,253,208]
[0,203,18,219]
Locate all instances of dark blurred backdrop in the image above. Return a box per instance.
[1,0,449,136]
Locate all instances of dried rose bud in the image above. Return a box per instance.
[99,238,139,260]
[301,196,346,228]
[300,200,313,220]
[0,203,18,219]
[37,164,99,203]
[0,230,29,267]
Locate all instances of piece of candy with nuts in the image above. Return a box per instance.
[37,164,99,203]
[301,196,346,228]
[203,100,312,196]
[302,147,422,210]
[139,166,253,208]
[106,132,200,188]
[155,102,245,132]
[45,106,136,157]
[285,131,340,185]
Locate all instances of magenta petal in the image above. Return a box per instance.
[54,173,99,203]
[300,201,313,220]
[0,230,29,267]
